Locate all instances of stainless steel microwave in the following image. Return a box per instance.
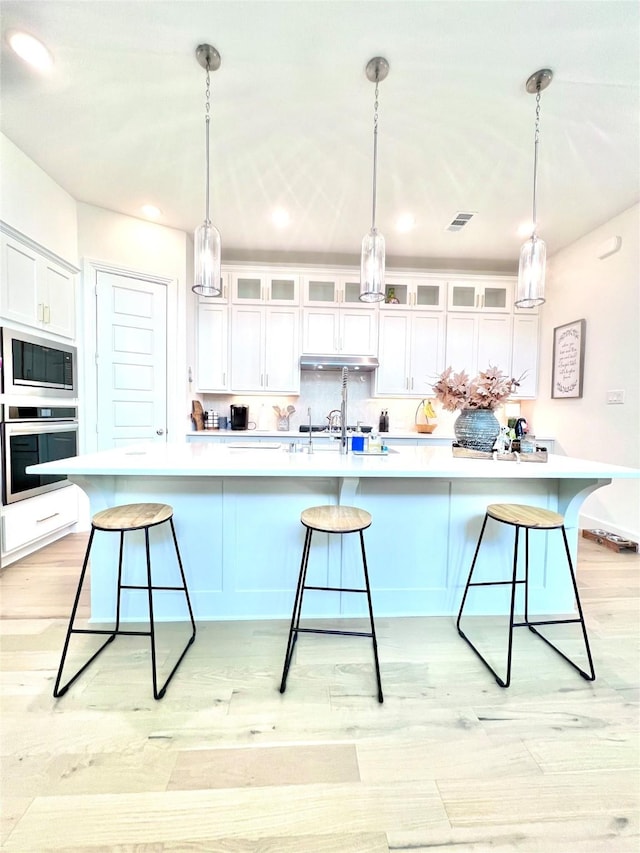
[1,328,77,398]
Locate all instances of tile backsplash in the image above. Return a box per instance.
[199,372,461,434]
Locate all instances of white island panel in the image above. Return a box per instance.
[27,444,638,622]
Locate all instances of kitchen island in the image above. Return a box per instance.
[28,443,638,622]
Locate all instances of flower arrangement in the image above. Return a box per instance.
[432,365,521,412]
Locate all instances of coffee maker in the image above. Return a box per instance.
[230,404,249,430]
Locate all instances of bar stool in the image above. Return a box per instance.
[279,505,383,703]
[54,503,196,700]
[456,503,595,688]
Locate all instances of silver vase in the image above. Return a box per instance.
[454,408,500,452]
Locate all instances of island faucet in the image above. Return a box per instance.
[340,367,348,454]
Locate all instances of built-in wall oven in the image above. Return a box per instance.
[1,405,78,504]
[1,327,77,398]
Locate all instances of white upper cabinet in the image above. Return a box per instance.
[302,307,378,355]
[376,311,445,396]
[230,269,299,305]
[445,313,513,379]
[230,306,300,394]
[0,234,76,338]
[196,303,229,392]
[511,314,539,398]
[302,274,372,308]
[447,278,514,314]
[381,276,445,310]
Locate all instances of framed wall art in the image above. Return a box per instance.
[552,318,586,399]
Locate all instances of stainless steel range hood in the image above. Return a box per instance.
[299,354,379,372]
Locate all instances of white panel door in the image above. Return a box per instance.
[96,271,167,449]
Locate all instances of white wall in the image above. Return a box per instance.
[0,133,78,264]
[529,203,639,541]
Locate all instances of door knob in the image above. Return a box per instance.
[156,428,165,435]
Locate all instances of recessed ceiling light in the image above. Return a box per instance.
[396,214,416,233]
[8,30,54,72]
[141,204,162,220]
[271,208,291,228]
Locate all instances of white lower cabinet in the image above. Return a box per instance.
[302,307,377,355]
[196,303,229,392]
[230,306,300,393]
[376,311,445,396]
[1,486,79,566]
[445,313,513,378]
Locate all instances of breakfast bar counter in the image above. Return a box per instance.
[28,443,639,622]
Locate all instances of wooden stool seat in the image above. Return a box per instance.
[92,502,174,531]
[53,502,196,701]
[301,505,372,534]
[487,503,564,529]
[280,504,383,703]
[457,502,595,688]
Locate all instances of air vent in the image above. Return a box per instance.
[446,211,476,232]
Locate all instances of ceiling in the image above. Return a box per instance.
[1,1,638,271]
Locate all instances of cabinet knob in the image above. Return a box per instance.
[156,428,165,436]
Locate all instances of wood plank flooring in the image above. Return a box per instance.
[1,533,638,851]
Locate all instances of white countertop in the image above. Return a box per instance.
[28,442,639,480]
[187,428,452,439]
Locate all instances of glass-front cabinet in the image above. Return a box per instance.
[381,276,445,310]
[447,278,514,313]
[230,270,299,305]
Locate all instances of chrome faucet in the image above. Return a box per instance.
[339,367,348,454]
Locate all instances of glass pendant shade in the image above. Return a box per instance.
[359,227,386,303]
[193,221,221,297]
[516,234,546,308]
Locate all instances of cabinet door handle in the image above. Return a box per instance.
[223,372,226,386]
[37,512,60,524]
[481,293,485,308]
[44,304,50,323]
[265,373,269,387]
[37,303,44,322]
[411,377,414,390]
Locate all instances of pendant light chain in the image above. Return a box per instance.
[371,78,379,230]
[531,85,541,237]
[204,65,211,225]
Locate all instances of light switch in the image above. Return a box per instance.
[606,389,625,404]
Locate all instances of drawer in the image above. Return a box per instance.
[2,486,79,553]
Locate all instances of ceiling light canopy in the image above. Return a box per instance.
[516,68,553,309]
[360,56,389,304]
[141,204,162,220]
[8,30,53,72]
[192,43,222,298]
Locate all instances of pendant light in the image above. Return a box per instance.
[192,44,222,297]
[516,68,553,308]
[360,57,389,303]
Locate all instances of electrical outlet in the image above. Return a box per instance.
[606,389,625,404]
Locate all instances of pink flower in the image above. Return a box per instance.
[432,365,521,412]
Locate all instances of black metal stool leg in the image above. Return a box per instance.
[359,530,384,703]
[280,526,313,693]
[525,526,596,681]
[53,527,117,697]
[457,515,523,687]
[146,522,198,700]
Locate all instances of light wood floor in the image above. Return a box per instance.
[1,533,638,851]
